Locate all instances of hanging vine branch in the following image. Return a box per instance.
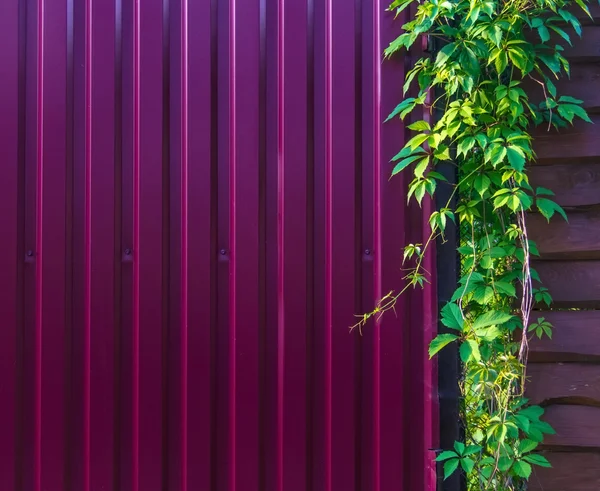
[353,0,595,488]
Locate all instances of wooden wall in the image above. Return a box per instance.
[527,5,600,490]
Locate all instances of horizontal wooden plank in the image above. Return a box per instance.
[529,453,600,491]
[544,405,600,448]
[527,363,600,404]
[529,206,600,259]
[555,63,600,112]
[529,311,600,361]
[529,163,600,207]
[528,63,600,113]
[561,25,600,61]
[533,116,600,163]
[534,260,600,307]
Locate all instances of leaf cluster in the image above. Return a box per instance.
[360,0,596,488]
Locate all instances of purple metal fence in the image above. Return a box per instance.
[0,0,437,489]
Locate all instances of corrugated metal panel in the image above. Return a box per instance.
[0,0,437,489]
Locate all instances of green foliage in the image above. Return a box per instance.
[354,0,595,488]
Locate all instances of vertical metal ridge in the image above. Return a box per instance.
[353,0,363,486]
[64,0,75,484]
[324,0,333,488]
[371,0,382,489]
[0,0,20,487]
[113,0,123,485]
[305,0,315,487]
[83,0,93,488]
[161,0,171,487]
[228,0,237,488]
[34,0,45,488]
[210,0,219,487]
[276,0,285,488]
[15,0,28,487]
[257,0,267,487]
[180,0,189,487]
[132,0,141,488]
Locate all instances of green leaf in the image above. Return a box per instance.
[391,155,423,176]
[414,156,430,178]
[546,79,557,98]
[443,459,460,480]
[518,439,538,454]
[472,310,513,331]
[435,450,459,462]
[464,445,481,456]
[457,136,476,156]
[388,0,413,13]
[429,334,459,358]
[536,197,568,222]
[495,50,508,75]
[536,420,556,435]
[515,415,530,433]
[390,145,423,162]
[408,120,431,131]
[435,43,458,67]
[520,405,544,421]
[536,186,554,196]
[454,441,465,455]
[428,133,443,149]
[494,280,516,297]
[523,454,552,468]
[474,174,491,197]
[460,457,475,474]
[490,25,502,46]
[549,25,572,46]
[537,25,550,43]
[460,339,481,363]
[508,47,529,73]
[441,303,464,331]
[512,461,532,479]
[570,104,593,123]
[485,144,507,166]
[472,285,495,305]
[385,98,415,122]
[434,145,451,161]
[559,8,582,36]
[506,146,526,171]
[476,325,502,342]
[498,457,513,472]
[558,95,583,104]
[406,133,430,150]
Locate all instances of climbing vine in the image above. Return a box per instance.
[354,0,594,488]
